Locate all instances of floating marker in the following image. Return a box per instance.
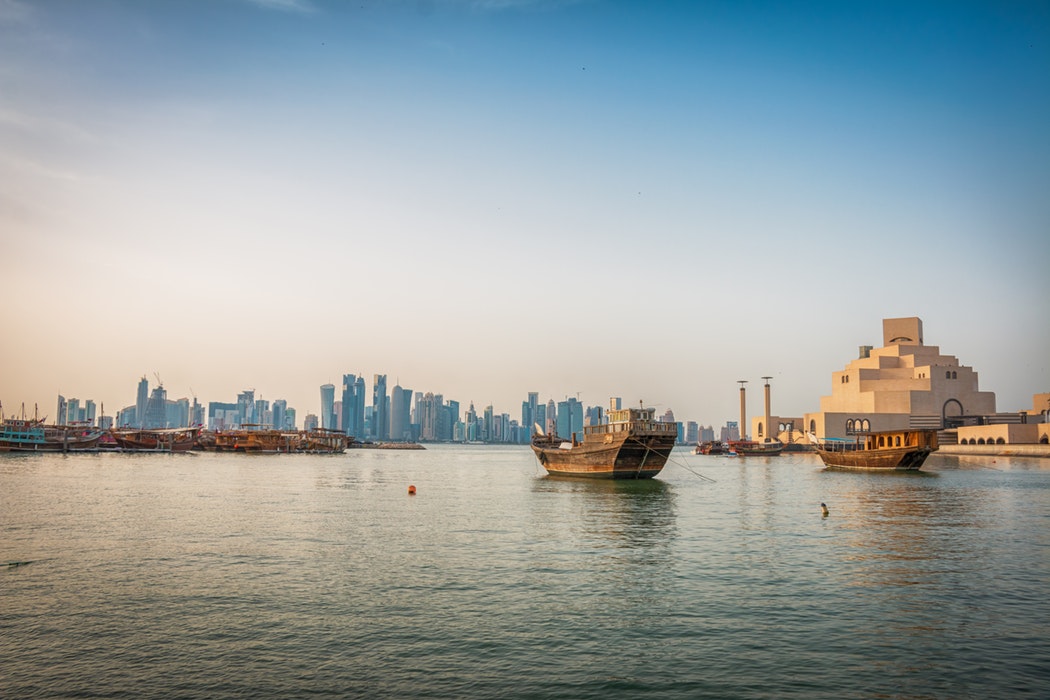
[408,485,416,495]
[821,502,829,517]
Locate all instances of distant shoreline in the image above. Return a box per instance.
[936,444,1050,459]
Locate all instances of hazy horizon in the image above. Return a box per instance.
[2,0,1047,427]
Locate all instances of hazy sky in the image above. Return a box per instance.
[2,0,1048,427]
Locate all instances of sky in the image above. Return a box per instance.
[1,0,1048,428]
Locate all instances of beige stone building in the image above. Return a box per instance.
[804,317,999,440]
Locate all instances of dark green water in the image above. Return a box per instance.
[2,446,1048,698]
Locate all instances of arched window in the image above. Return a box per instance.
[878,436,885,447]
[809,419,816,432]
[946,371,951,379]
[952,371,957,379]
[969,438,977,445]
[996,437,1005,445]
[758,422,764,437]
[846,419,855,433]
[1041,435,1048,445]
[862,419,870,431]
[895,436,901,446]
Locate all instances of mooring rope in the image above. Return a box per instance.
[626,436,716,482]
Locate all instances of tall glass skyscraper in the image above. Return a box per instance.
[320,384,336,430]
[372,374,389,440]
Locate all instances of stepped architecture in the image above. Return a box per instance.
[804,317,999,440]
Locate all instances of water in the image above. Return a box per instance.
[2,446,1048,699]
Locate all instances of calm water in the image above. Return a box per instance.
[2,446,1048,699]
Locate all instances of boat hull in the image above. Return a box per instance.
[814,429,938,471]
[531,435,675,479]
[816,446,934,471]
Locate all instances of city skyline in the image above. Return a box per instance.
[2,1,1047,426]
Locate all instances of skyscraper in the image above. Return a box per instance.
[372,374,389,440]
[273,399,287,430]
[390,384,412,441]
[237,390,255,426]
[556,398,583,439]
[136,376,149,428]
[320,383,336,430]
[339,375,367,437]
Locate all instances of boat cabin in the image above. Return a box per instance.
[583,407,677,438]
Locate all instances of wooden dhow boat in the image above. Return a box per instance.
[0,404,103,452]
[727,440,784,456]
[110,426,201,452]
[812,429,938,471]
[531,402,677,479]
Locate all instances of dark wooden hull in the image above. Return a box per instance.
[729,441,784,456]
[816,445,934,470]
[111,429,199,452]
[531,434,675,479]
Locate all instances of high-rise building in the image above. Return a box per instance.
[372,374,389,440]
[84,400,96,426]
[144,386,168,428]
[320,383,336,430]
[546,399,556,435]
[56,395,67,426]
[273,399,287,430]
[208,401,238,430]
[390,384,412,441]
[585,405,604,427]
[483,405,494,442]
[342,374,365,437]
[557,398,583,439]
[136,377,149,428]
[418,392,437,441]
[237,390,255,426]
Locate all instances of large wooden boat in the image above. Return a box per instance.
[813,429,938,471]
[110,427,201,452]
[530,404,677,479]
[0,414,103,452]
[299,428,349,454]
[195,427,348,454]
[197,426,301,453]
[728,440,784,456]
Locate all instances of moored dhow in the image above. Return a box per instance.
[110,426,201,452]
[0,403,103,452]
[531,401,677,479]
[812,429,938,471]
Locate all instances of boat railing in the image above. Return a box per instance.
[584,420,678,435]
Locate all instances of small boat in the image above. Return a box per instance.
[727,440,784,456]
[694,441,726,455]
[110,426,201,452]
[530,403,677,479]
[812,429,938,471]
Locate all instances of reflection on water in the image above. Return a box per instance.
[3,447,1048,699]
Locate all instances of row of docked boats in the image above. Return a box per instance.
[694,430,939,471]
[0,414,352,454]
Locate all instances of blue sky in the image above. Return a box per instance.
[1,0,1047,426]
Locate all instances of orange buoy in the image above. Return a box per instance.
[408,485,416,495]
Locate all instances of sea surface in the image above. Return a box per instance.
[2,446,1048,699]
